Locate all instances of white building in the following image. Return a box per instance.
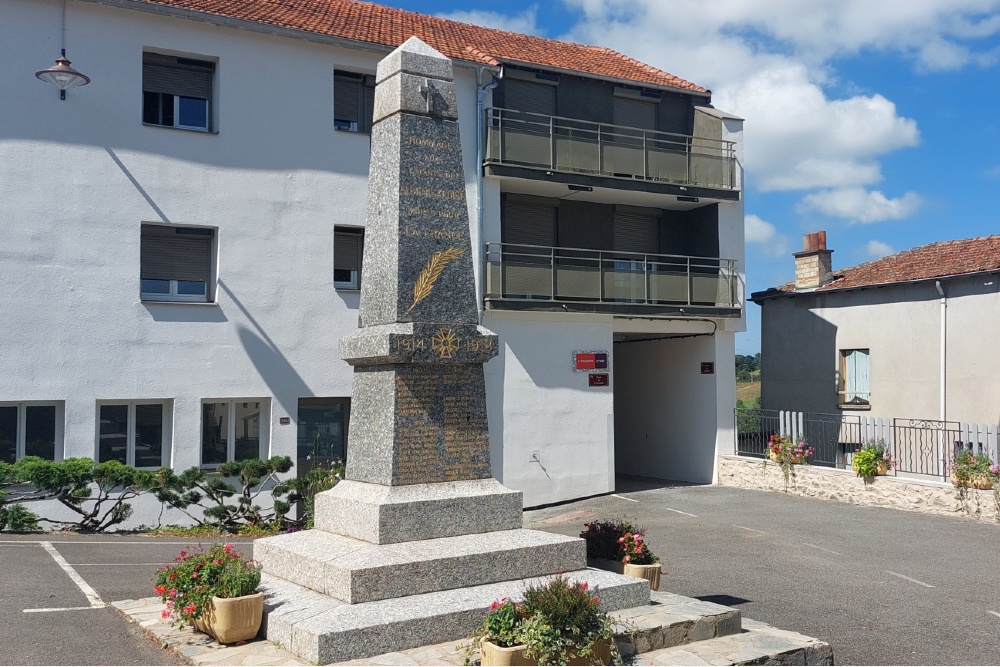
[1,0,744,520]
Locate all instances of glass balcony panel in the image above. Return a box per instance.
[554,265,600,299]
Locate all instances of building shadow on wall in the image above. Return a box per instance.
[760,306,839,415]
[219,280,311,417]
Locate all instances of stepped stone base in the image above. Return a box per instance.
[261,569,650,664]
[315,479,523,544]
[639,618,834,665]
[256,528,586,604]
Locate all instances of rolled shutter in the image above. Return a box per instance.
[503,202,556,247]
[363,80,376,132]
[334,75,361,125]
[334,231,362,273]
[141,226,211,282]
[613,97,657,130]
[614,209,659,254]
[143,53,213,99]
[504,79,556,116]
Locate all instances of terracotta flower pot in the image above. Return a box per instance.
[623,562,661,591]
[193,592,264,644]
[481,640,533,666]
[875,460,890,476]
[565,637,612,666]
[950,473,994,490]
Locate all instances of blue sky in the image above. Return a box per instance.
[383,0,1000,353]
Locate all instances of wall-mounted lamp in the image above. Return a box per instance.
[567,184,593,192]
[36,48,90,100]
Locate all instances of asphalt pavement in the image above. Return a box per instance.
[3,483,1000,665]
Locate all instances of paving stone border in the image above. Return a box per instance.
[719,455,1000,524]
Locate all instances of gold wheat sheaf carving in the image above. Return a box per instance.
[404,246,464,316]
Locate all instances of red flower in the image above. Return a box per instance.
[580,582,588,590]
[213,559,222,565]
[183,604,196,615]
[155,584,167,595]
[161,609,170,619]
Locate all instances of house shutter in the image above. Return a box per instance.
[845,350,870,401]
[334,231,362,273]
[140,227,211,282]
[503,202,557,247]
[363,78,376,132]
[613,97,657,130]
[334,75,361,125]
[614,209,659,254]
[504,79,556,116]
[142,54,213,99]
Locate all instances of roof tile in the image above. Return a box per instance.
[136,0,708,93]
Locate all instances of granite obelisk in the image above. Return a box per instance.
[255,38,649,664]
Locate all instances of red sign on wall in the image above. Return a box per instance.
[574,351,609,372]
[588,373,610,387]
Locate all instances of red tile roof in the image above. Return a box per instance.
[756,235,1000,299]
[134,0,708,93]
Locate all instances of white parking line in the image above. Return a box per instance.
[31,542,106,611]
[987,611,1000,619]
[802,543,842,556]
[885,570,934,588]
[72,563,166,566]
[611,494,639,503]
[23,606,104,613]
[665,507,698,517]
[732,525,766,534]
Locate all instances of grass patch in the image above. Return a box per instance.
[737,381,760,403]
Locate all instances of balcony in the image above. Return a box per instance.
[484,108,738,196]
[484,243,742,317]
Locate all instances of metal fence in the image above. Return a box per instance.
[734,409,1000,480]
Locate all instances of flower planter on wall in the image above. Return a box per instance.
[193,593,264,644]
[623,562,661,591]
[481,640,534,666]
[950,473,994,490]
[565,637,612,666]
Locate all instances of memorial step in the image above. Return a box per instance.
[260,568,651,664]
[256,527,586,604]
[612,591,743,655]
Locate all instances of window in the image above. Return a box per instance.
[840,349,870,406]
[0,402,62,463]
[142,52,215,131]
[140,224,214,302]
[334,71,375,133]
[334,227,364,290]
[97,402,167,468]
[202,399,268,467]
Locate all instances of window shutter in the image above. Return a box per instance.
[614,209,659,254]
[334,232,362,272]
[613,97,657,130]
[140,227,211,282]
[143,54,213,99]
[503,202,556,247]
[504,79,556,116]
[334,76,361,124]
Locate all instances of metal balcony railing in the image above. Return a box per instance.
[484,107,738,191]
[484,243,741,311]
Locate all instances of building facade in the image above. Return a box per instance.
[753,233,1000,426]
[2,0,744,520]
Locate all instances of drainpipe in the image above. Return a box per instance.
[936,280,947,477]
[476,69,500,325]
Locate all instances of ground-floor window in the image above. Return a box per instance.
[839,349,871,406]
[297,397,349,476]
[97,401,168,468]
[0,402,62,463]
[201,399,268,467]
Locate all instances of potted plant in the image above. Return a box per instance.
[580,519,661,590]
[155,543,263,644]
[618,530,661,591]
[949,450,997,490]
[472,598,533,666]
[471,577,618,666]
[852,440,894,478]
[767,435,815,483]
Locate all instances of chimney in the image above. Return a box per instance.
[794,231,833,289]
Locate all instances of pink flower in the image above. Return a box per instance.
[213,559,222,565]
[223,544,233,552]
[617,537,625,543]
[183,604,196,615]
[191,572,198,579]
[169,588,177,597]
[161,609,170,619]
[624,555,631,562]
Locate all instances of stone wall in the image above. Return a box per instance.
[718,455,1000,524]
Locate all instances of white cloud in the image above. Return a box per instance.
[864,240,895,258]
[744,214,789,256]
[799,188,923,223]
[437,6,543,36]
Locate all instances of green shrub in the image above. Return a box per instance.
[519,577,616,665]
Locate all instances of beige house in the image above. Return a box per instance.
[752,233,1000,426]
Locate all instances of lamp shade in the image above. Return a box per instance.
[36,55,90,90]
